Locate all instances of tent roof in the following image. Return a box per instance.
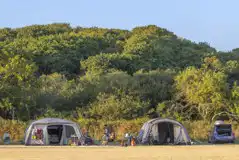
[145,118,183,126]
[31,118,75,125]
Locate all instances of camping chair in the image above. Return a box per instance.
[109,132,116,142]
[49,134,59,144]
[3,133,10,145]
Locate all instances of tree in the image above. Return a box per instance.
[175,61,229,120]
[0,55,37,84]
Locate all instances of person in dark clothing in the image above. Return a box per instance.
[102,125,110,145]
[104,125,110,136]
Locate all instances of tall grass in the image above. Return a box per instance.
[77,117,148,140]
[184,121,211,141]
[0,118,27,143]
[1,118,239,142]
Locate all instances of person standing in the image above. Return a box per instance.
[125,133,132,146]
[104,125,110,137]
[102,125,110,145]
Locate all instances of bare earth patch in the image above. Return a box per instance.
[0,145,239,160]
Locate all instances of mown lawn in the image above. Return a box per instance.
[1,145,239,160]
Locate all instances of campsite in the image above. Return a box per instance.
[1,1,239,159]
[22,118,191,146]
[1,117,239,160]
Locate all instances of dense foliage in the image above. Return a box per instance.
[1,23,239,124]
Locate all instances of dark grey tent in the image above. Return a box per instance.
[24,118,85,145]
[137,118,191,145]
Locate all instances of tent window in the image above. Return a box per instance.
[65,125,76,138]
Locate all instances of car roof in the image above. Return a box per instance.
[215,123,231,126]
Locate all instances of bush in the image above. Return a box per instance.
[0,118,27,143]
[87,92,150,120]
[183,121,211,141]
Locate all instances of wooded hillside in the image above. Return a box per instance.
[1,23,239,123]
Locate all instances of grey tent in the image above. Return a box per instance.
[137,118,191,145]
[24,118,85,145]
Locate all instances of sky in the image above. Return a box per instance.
[1,0,238,51]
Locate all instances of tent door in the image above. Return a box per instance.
[157,122,174,144]
[47,125,63,145]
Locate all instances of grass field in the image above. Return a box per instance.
[1,145,239,160]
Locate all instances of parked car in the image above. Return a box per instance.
[208,120,235,144]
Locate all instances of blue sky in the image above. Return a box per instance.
[1,0,238,51]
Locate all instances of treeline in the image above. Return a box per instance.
[1,23,239,123]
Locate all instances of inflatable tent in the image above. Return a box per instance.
[24,118,85,145]
[137,118,191,145]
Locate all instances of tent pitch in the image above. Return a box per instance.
[24,118,85,145]
[137,118,191,145]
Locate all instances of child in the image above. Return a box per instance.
[102,134,109,145]
[121,133,131,147]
